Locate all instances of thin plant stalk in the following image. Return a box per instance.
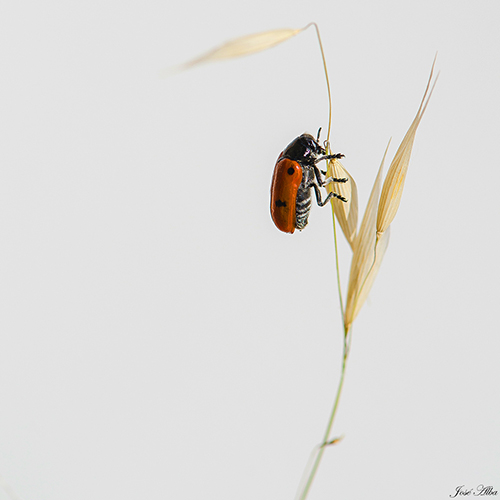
[304,23,333,142]
[296,336,349,500]
[295,214,348,500]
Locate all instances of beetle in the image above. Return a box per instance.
[270,130,348,233]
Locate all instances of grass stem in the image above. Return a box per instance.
[295,337,349,500]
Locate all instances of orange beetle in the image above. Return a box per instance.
[270,131,348,233]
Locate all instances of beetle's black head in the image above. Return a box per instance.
[282,133,325,166]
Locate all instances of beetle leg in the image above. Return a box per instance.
[314,153,344,164]
[320,170,349,180]
[312,165,325,185]
[323,176,349,185]
[311,183,348,205]
[312,165,348,186]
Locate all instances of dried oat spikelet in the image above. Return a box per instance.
[162,28,305,75]
[326,158,358,249]
[344,143,390,331]
[345,58,438,330]
[376,57,438,237]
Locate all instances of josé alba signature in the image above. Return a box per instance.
[450,485,498,497]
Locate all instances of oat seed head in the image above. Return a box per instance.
[376,57,438,236]
[344,141,390,331]
[162,28,305,75]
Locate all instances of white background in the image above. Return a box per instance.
[0,0,499,499]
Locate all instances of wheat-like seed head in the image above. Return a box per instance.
[162,28,305,75]
[376,57,438,237]
[344,57,437,331]
[344,142,390,331]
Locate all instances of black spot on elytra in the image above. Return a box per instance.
[287,167,295,175]
[275,199,287,208]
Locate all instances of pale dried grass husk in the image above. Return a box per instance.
[163,28,305,75]
[348,228,390,331]
[344,142,390,331]
[376,57,438,236]
[326,158,358,249]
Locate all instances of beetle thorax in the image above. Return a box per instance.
[282,134,324,166]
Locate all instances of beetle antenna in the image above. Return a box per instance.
[316,127,322,143]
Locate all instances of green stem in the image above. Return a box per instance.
[297,336,349,500]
